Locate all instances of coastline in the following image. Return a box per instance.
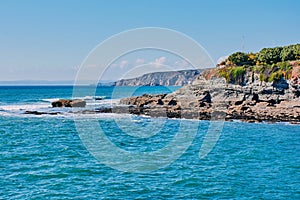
[118,75,300,124]
[19,75,300,124]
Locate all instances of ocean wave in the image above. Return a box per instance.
[86,99,120,106]
[0,101,118,112]
[0,104,50,111]
[42,96,111,103]
[70,96,94,100]
[0,109,132,119]
[0,98,121,118]
[82,96,94,100]
[41,98,61,103]
[72,96,107,101]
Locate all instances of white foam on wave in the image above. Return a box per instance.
[0,104,50,111]
[72,96,99,100]
[71,112,132,119]
[82,96,94,100]
[86,99,120,106]
[0,98,122,119]
[42,96,110,102]
[41,96,94,102]
[0,108,132,119]
[0,100,120,113]
[41,98,61,103]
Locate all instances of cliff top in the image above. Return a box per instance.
[205,44,300,86]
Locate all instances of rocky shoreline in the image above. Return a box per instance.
[19,65,300,124]
[119,75,300,123]
[23,74,300,124]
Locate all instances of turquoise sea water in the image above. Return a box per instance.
[0,86,299,199]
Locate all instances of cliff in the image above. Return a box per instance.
[115,69,203,86]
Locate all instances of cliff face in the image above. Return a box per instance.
[115,69,202,86]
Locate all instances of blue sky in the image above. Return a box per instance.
[0,0,299,81]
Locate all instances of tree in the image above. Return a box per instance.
[293,44,300,59]
[258,47,283,64]
[228,52,251,66]
[281,45,295,61]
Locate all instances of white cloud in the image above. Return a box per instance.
[149,56,167,67]
[119,60,129,69]
[135,58,145,65]
[217,55,228,64]
[110,60,130,69]
[110,63,118,68]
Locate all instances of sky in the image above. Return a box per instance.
[0,0,299,82]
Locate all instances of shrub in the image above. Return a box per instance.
[230,66,245,79]
[259,73,268,82]
[276,61,292,71]
[217,67,230,82]
[269,71,283,82]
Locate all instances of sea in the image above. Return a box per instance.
[0,86,299,199]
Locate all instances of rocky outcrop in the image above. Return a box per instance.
[115,69,203,86]
[51,99,86,107]
[119,94,182,118]
[119,75,300,123]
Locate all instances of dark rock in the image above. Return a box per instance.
[157,99,164,105]
[200,91,212,103]
[168,99,177,106]
[252,93,259,102]
[52,99,86,107]
[273,78,289,90]
[24,111,60,115]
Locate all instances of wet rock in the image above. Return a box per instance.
[51,99,86,107]
[24,111,60,115]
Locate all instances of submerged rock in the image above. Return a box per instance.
[24,111,60,115]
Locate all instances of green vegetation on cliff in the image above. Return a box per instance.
[217,44,299,84]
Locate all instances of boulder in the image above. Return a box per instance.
[70,99,86,107]
[51,99,86,107]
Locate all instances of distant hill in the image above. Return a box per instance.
[114,69,206,86]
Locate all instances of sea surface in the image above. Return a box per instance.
[0,86,299,199]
